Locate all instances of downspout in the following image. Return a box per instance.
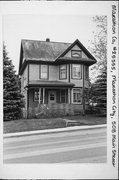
[82,64,85,115]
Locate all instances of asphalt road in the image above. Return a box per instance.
[3,126,107,163]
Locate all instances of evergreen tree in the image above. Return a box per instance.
[88,16,107,115]
[3,44,24,121]
[91,68,107,115]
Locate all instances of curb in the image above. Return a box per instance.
[4,124,107,138]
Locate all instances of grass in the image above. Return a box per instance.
[3,114,106,134]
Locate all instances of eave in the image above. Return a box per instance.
[27,80,75,88]
[55,57,97,66]
[19,59,56,75]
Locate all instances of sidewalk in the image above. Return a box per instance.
[4,124,107,138]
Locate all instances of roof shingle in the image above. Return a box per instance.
[21,39,71,62]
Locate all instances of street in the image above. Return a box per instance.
[3,126,107,163]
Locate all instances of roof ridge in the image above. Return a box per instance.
[21,39,71,45]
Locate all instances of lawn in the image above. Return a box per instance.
[3,114,106,134]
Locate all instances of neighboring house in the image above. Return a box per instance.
[19,38,96,118]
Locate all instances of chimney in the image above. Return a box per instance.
[46,38,50,42]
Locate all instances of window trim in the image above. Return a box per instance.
[34,89,39,102]
[59,64,67,80]
[72,88,82,104]
[39,64,49,80]
[71,49,82,58]
[71,64,82,79]
[60,89,67,103]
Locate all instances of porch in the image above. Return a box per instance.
[24,80,86,118]
[28,103,84,119]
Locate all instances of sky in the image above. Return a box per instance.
[3,14,97,73]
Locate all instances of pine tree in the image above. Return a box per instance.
[91,68,107,115]
[3,44,24,121]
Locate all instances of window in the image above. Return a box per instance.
[50,93,55,101]
[72,64,81,79]
[34,89,39,101]
[34,89,42,102]
[73,88,82,104]
[85,66,89,80]
[60,89,66,103]
[40,65,48,79]
[71,50,82,58]
[60,65,67,79]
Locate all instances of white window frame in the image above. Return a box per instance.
[40,65,48,79]
[72,64,82,79]
[72,88,82,104]
[34,89,39,101]
[59,64,67,79]
[71,50,82,58]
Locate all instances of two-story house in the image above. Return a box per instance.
[19,38,96,118]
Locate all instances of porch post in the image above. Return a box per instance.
[68,88,71,104]
[43,88,45,104]
[39,88,41,104]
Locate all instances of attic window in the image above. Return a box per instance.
[71,50,82,58]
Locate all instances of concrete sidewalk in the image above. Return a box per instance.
[4,124,107,138]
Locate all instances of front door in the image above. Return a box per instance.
[48,90,56,104]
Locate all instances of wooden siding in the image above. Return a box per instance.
[29,64,39,81]
[49,65,59,80]
[21,65,28,117]
[64,44,88,59]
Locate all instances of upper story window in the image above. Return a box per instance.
[40,65,48,79]
[85,66,89,80]
[59,64,67,79]
[71,50,82,58]
[72,64,82,79]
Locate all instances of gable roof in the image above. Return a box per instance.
[56,39,96,61]
[19,39,97,74]
[21,39,71,62]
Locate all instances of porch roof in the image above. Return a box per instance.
[28,80,75,88]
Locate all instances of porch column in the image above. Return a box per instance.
[43,88,45,104]
[39,88,41,104]
[68,88,71,104]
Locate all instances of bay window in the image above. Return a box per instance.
[73,88,82,104]
[72,64,81,79]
